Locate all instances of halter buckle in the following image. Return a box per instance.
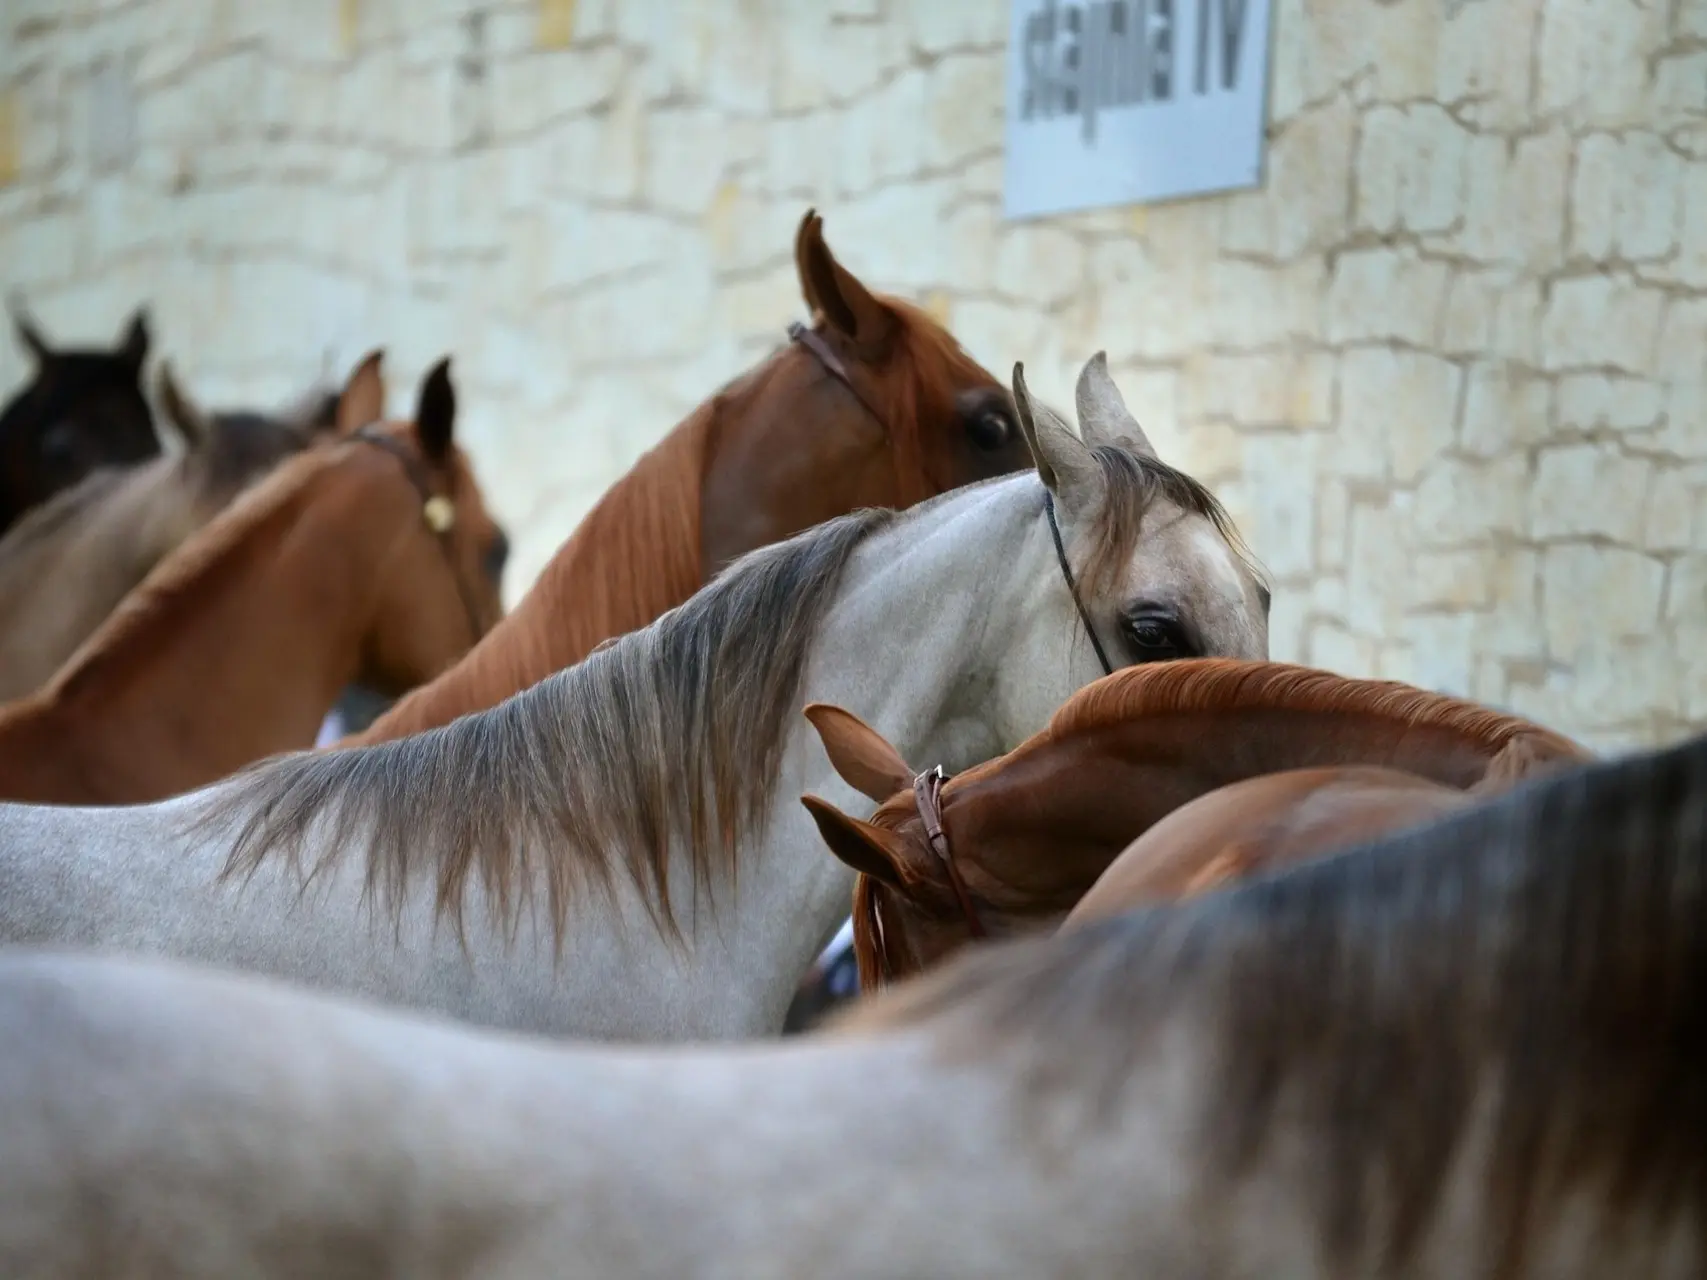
[422,495,456,533]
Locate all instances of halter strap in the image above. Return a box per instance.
[350,427,487,645]
[912,765,987,939]
[1044,490,1115,677]
[787,320,892,430]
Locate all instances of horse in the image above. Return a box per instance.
[0,353,507,805]
[346,207,1037,746]
[0,728,1701,1278]
[1063,765,1478,924]
[0,299,160,537]
[0,353,1269,1040]
[0,361,346,702]
[800,659,1593,989]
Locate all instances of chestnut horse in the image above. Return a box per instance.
[1063,765,1477,924]
[346,208,1033,745]
[0,362,344,701]
[0,354,506,805]
[801,659,1593,988]
[0,730,1701,1277]
[0,300,159,536]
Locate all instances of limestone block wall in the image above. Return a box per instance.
[2,0,1703,751]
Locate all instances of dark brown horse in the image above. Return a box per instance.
[347,208,1032,745]
[0,300,159,537]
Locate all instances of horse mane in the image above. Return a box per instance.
[42,445,350,704]
[197,505,898,943]
[852,874,900,989]
[1046,659,1593,772]
[845,735,1707,1273]
[353,402,714,741]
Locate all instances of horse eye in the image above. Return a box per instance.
[1124,615,1186,662]
[967,410,1011,451]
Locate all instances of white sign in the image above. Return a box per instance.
[1003,0,1274,220]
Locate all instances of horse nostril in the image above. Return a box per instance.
[484,529,510,584]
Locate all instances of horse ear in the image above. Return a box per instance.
[335,349,387,435]
[10,297,51,364]
[1013,361,1102,514]
[414,356,456,462]
[154,362,211,452]
[804,703,915,805]
[793,210,824,318]
[117,308,150,372]
[801,796,918,890]
[793,208,896,356]
[1074,351,1156,457]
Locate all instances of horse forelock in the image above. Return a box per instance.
[844,732,1707,1274]
[194,504,896,945]
[866,297,1003,503]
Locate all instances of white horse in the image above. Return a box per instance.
[0,354,1269,1040]
[1,731,1701,1278]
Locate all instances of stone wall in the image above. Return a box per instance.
[2,0,1703,750]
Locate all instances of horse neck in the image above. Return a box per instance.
[959,707,1519,900]
[3,459,413,803]
[712,482,1056,1031]
[347,407,712,745]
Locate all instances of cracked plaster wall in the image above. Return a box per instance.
[1,0,1704,751]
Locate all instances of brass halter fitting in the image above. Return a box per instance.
[422,494,456,533]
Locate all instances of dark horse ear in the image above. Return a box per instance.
[9,296,52,364]
[414,357,456,463]
[793,208,895,356]
[117,308,150,372]
[154,362,211,452]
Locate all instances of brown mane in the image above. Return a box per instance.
[351,299,1007,744]
[842,734,1707,1275]
[852,873,905,991]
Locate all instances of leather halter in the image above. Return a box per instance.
[350,426,487,645]
[787,320,890,427]
[912,765,986,939]
[1044,490,1115,677]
